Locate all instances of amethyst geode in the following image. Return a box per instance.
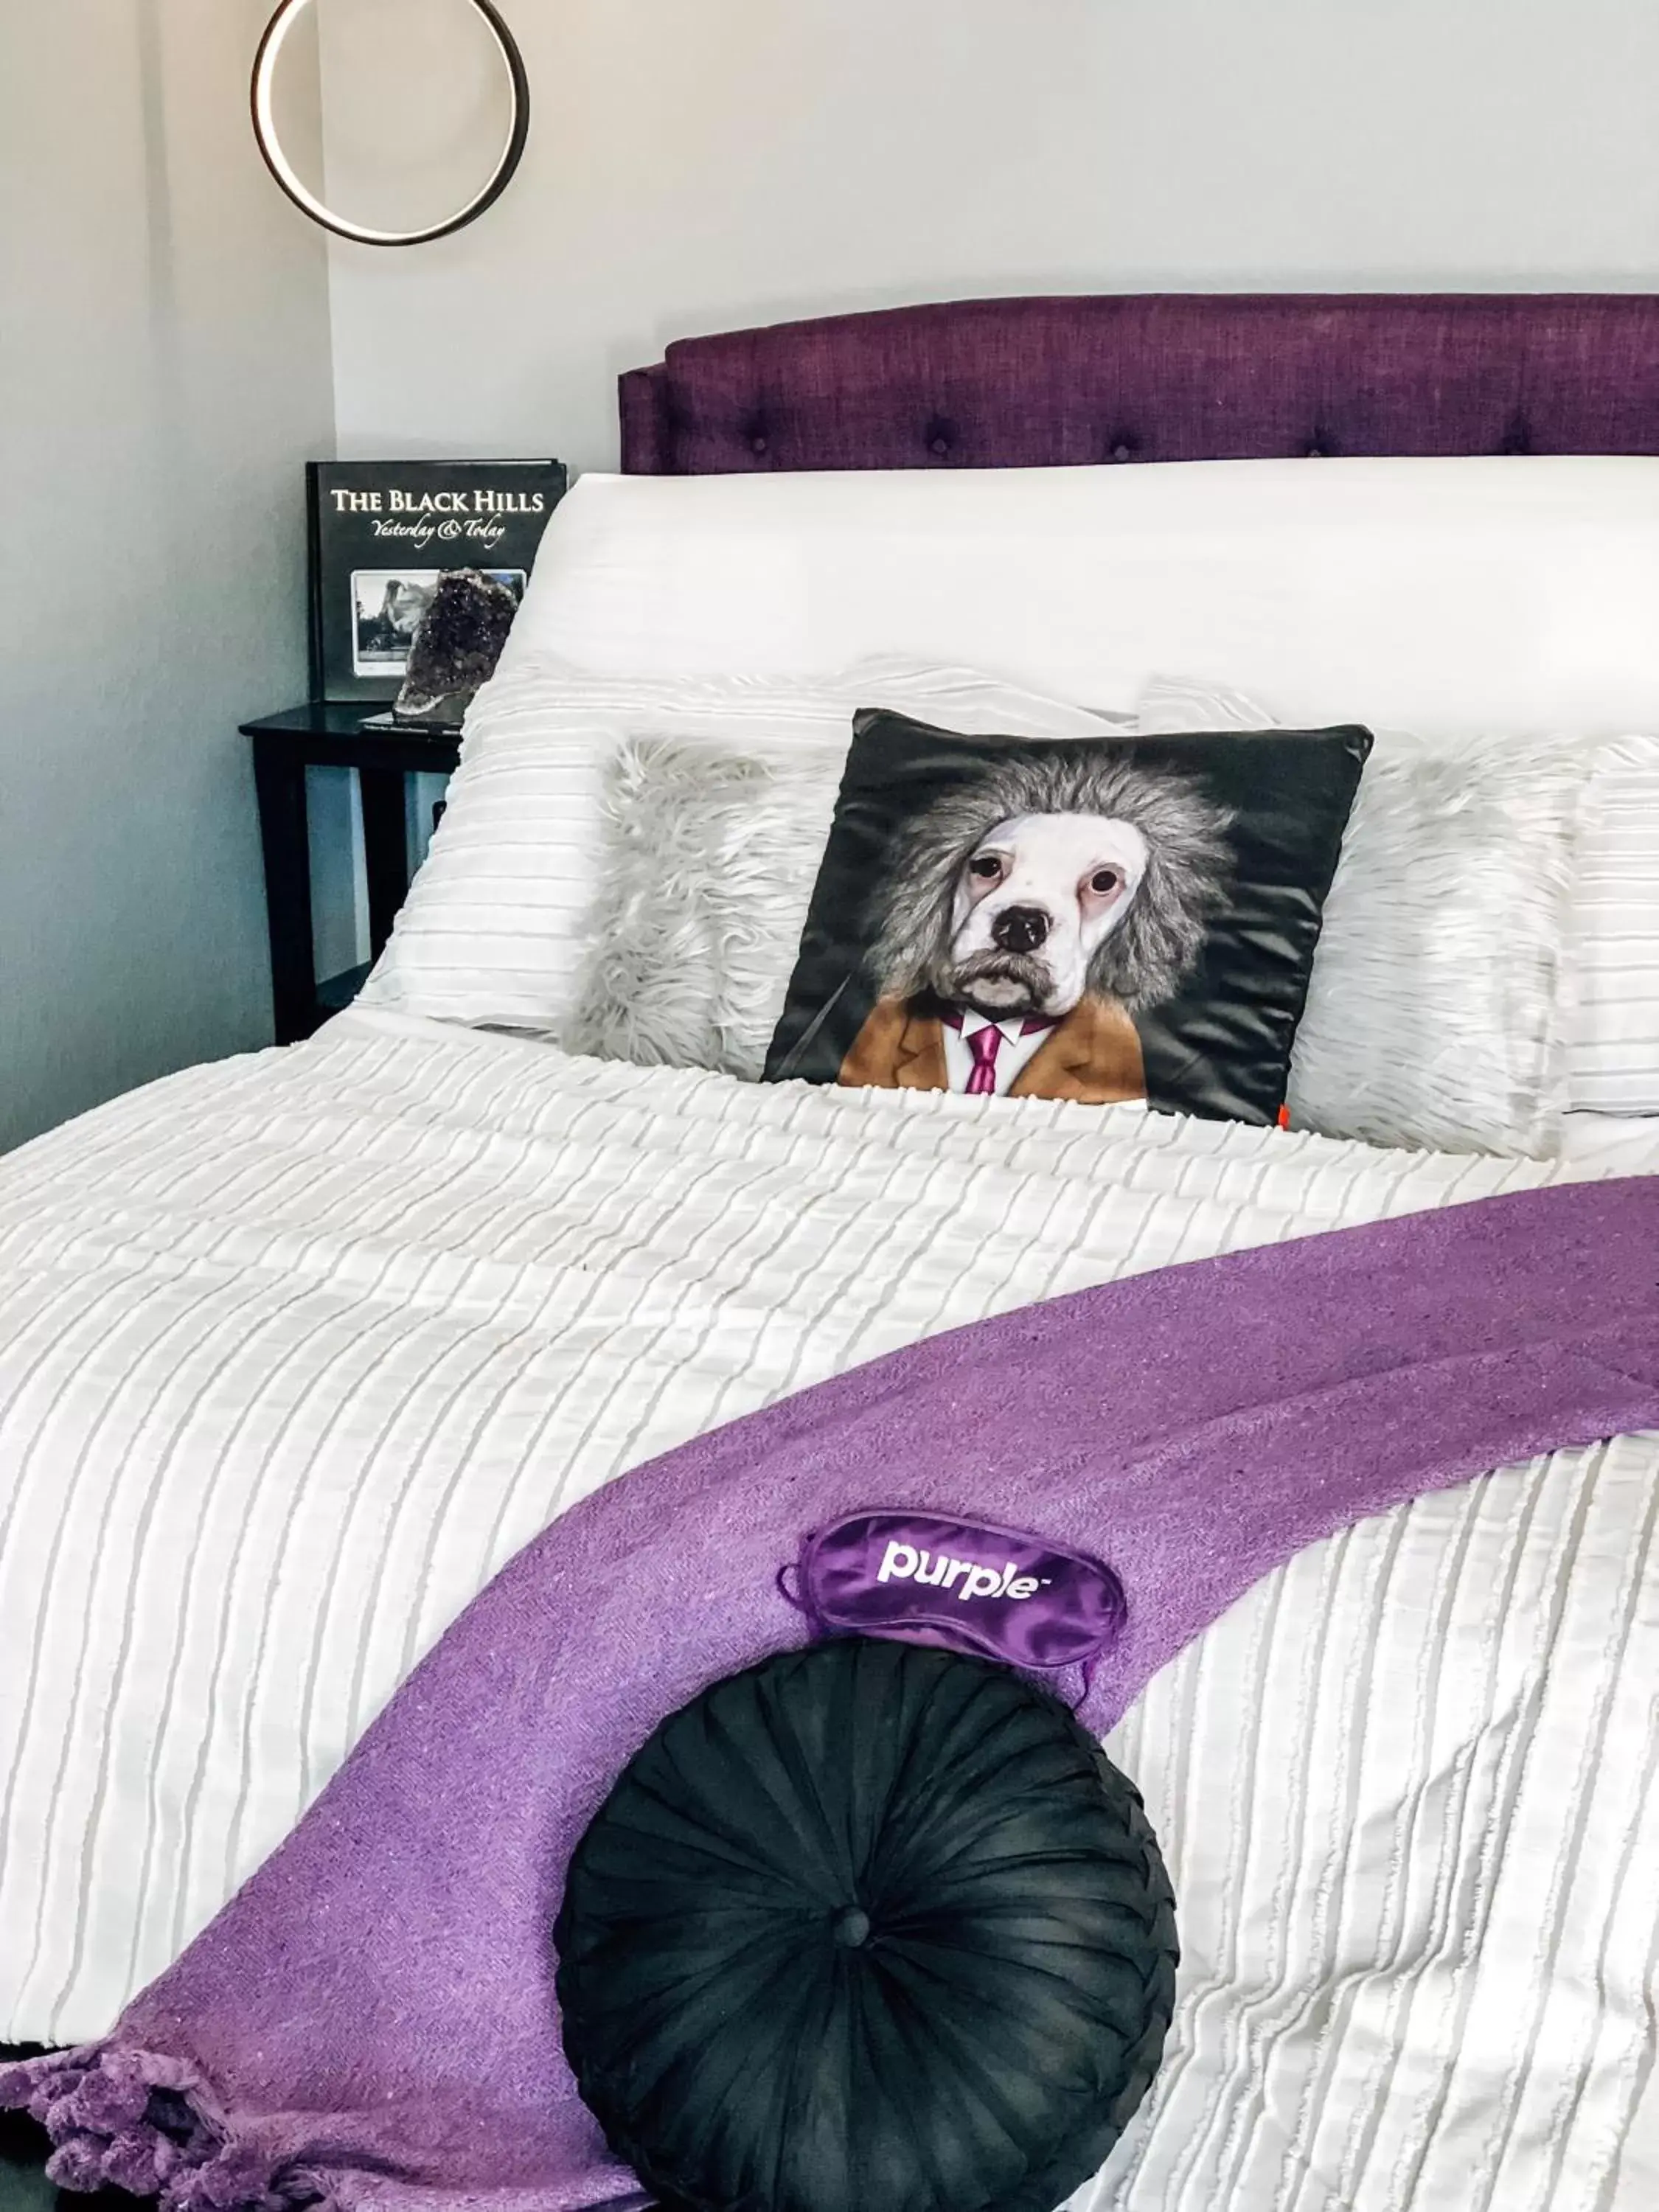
[394,568,521,720]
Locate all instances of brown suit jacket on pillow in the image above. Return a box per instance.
[838,992,1147,1105]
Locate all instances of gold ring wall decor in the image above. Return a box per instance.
[251,0,530,247]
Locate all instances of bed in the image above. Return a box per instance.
[4,293,1659,2212]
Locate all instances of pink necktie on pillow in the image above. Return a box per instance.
[966,1025,1002,1096]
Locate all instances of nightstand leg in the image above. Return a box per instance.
[253,735,317,1046]
[358,767,411,961]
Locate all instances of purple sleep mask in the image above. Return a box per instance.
[779,1510,1126,1694]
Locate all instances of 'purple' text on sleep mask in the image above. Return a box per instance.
[779,1510,1126,1691]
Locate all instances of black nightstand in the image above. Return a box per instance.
[243,703,461,1045]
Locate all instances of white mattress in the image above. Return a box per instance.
[2,1008,1657,2212]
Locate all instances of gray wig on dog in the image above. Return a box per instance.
[870,751,1235,1011]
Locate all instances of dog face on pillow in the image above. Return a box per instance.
[948,812,1152,1018]
[872,754,1234,1019]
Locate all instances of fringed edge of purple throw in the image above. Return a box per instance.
[0,2048,316,2212]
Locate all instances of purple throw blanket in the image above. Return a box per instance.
[7,1179,1658,2212]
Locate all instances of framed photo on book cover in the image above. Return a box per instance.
[306,459,566,701]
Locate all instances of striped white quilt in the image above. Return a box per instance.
[1,1008,1656,2212]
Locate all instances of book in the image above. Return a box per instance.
[358,709,466,734]
[306,459,566,701]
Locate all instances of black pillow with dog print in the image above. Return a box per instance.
[763,711,1372,1125]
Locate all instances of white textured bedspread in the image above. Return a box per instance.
[2,1009,1657,2212]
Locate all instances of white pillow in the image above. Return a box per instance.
[1138,675,1659,1145]
[564,735,841,1077]
[501,460,1659,736]
[358,658,1122,1035]
[567,696,1587,1156]
[1566,736,1659,1117]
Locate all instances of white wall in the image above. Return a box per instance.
[0,1,335,1150]
[320,0,1659,473]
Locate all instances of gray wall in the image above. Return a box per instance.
[0,1,335,1150]
[319,0,1659,472]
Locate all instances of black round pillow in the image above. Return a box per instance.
[554,1638,1178,2212]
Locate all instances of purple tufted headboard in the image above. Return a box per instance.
[619,293,1659,475]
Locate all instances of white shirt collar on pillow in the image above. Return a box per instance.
[941,1009,1055,1098]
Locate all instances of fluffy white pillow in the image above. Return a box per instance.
[563,737,841,1076]
[1137,675,1652,1150]
[568,690,1590,1157]
[358,658,1123,1036]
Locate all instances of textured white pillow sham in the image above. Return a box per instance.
[1566,736,1659,1116]
[358,658,1123,1036]
[567,697,1589,1156]
[1139,675,1659,1134]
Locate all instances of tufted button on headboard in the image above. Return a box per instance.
[617,293,1659,474]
